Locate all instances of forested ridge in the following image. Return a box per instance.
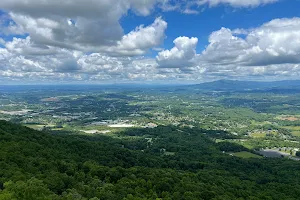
[1,120,300,199]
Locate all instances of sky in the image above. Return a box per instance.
[1,0,300,84]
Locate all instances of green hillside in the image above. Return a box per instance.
[0,120,300,199]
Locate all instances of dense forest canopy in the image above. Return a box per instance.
[1,120,300,199]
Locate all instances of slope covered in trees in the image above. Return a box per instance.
[0,120,300,199]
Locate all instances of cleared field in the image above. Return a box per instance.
[283,126,300,137]
[251,131,277,138]
[251,132,266,138]
[108,124,135,128]
[277,115,300,121]
[291,131,300,137]
[24,124,45,130]
[283,126,300,131]
[51,128,63,131]
[232,151,262,159]
[24,124,56,131]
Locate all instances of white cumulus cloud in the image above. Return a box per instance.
[155,17,300,80]
[202,17,300,66]
[105,17,168,56]
[0,0,168,56]
[156,37,198,68]
[196,0,278,7]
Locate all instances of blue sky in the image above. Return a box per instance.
[121,0,300,51]
[0,0,300,84]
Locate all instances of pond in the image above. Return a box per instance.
[258,149,289,158]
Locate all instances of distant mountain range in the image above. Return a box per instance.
[189,80,300,92]
[2,80,300,93]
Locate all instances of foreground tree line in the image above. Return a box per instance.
[0,120,300,199]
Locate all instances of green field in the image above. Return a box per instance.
[232,151,262,159]
[283,126,300,137]
[284,126,300,131]
[291,131,300,136]
[251,132,266,138]
[251,131,277,138]
[24,124,46,130]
